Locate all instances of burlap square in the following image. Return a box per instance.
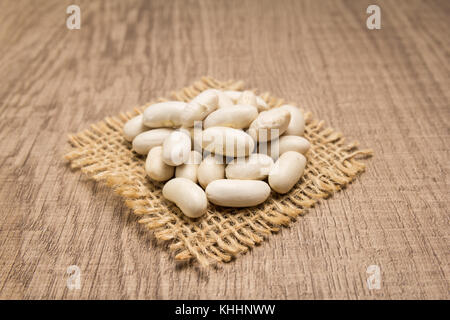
[65,77,373,267]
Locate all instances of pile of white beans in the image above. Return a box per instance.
[123,89,310,218]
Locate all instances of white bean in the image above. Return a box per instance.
[145,146,174,182]
[181,89,218,127]
[260,135,311,159]
[123,114,147,142]
[223,91,243,101]
[142,101,187,128]
[175,151,202,183]
[278,104,305,136]
[162,130,191,166]
[269,151,306,194]
[237,90,257,107]
[202,127,255,157]
[226,154,274,180]
[197,154,225,189]
[203,105,258,129]
[132,128,174,155]
[217,91,234,108]
[224,90,269,111]
[248,108,291,142]
[205,179,271,207]
[162,178,207,218]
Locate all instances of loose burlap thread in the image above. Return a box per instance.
[65,77,373,267]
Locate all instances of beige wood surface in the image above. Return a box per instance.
[0,0,448,299]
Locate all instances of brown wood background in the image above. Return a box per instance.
[0,0,448,300]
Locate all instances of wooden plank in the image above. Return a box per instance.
[0,0,448,299]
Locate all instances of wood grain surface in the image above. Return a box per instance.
[0,0,448,300]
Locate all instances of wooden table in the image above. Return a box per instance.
[0,0,448,299]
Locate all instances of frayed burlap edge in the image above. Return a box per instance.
[64,76,373,267]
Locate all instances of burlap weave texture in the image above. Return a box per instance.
[65,77,373,267]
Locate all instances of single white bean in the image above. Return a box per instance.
[192,89,219,108]
[142,101,187,128]
[197,154,225,189]
[202,127,255,157]
[203,104,258,129]
[223,91,243,102]
[145,146,174,182]
[226,153,274,180]
[278,104,305,136]
[132,128,174,155]
[205,179,271,207]
[162,130,191,166]
[175,151,202,183]
[224,90,269,111]
[237,90,257,107]
[123,114,147,142]
[162,178,207,218]
[269,151,306,194]
[217,91,235,108]
[248,108,291,142]
[260,135,311,159]
[181,89,218,127]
